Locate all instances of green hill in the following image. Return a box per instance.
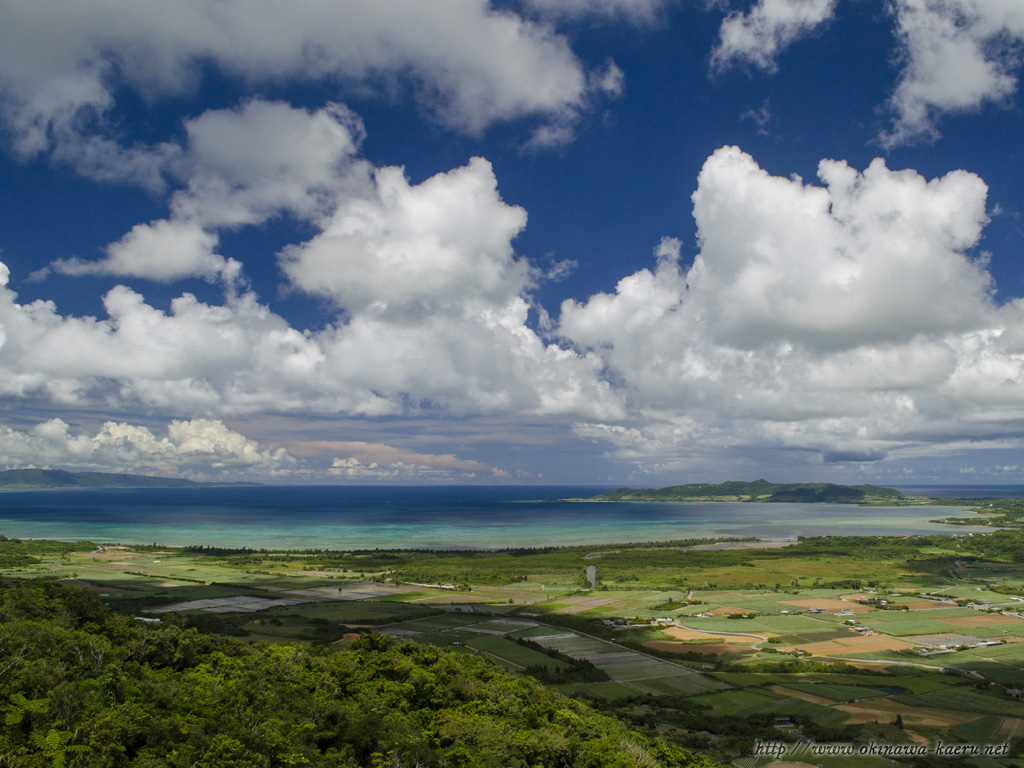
[0,580,721,768]
[0,468,254,488]
[592,479,906,504]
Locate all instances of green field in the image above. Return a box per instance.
[550,681,639,700]
[782,682,887,701]
[894,689,1024,717]
[696,588,854,609]
[976,643,1024,660]
[710,671,793,686]
[637,675,726,695]
[988,624,1024,638]
[675,614,835,634]
[4,529,1024,766]
[942,624,1024,639]
[511,625,578,639]
[261,599,440,623]
[732,696,851,725]
[861,606,978,620]
[862,618,982,635]
[948,714,1004,742]
[381,614,478,631]
[693,689,781,716]
[461,634,571,670]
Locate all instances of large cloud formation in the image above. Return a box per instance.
[0,128,621,421]
[0,418,505,481]
[0,0,620,172]
[10,97,619,424]
[0,418,293,478]
[1,0,1022,481]
[5,141,1024,478]
[561,146,1024,474]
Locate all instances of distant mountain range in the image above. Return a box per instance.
[0,469,257,489]
[590,479,908,504]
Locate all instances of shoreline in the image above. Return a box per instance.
[1,528,1008,556]
[0,488,1006,551]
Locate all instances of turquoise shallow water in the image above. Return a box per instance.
[0,485,995,550]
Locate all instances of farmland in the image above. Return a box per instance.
[3,528,1024,766]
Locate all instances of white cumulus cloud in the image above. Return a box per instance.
[689,145,992,349]
[172,100,372,229]
[561,146,1024,473]
[712,0,838,72]
[52,220,236,284]
[0,149,624,423]
[325,442,508,481]
[281,157,531,316]
[709,0,1024,146]
[883,0,1024,146]
[0,0,614,182]
[0,418,293,477]
[6,137,1024,479]
[46,100,372,284]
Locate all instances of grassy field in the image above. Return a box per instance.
[737,695,853,725]
[781,682,888,701]
[673,613,836,634]
[259,599,441,624]
[460,634,571,670]
[977,643,1024,660]
[894,689,1024,717]
[948,714,1004,742]
[549,681,639,700]
[864,618,983,635]
[693,689,782,716]
[857,606,979,622]
[382,614,476,632]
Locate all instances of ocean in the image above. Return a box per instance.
[0,484,1005,550]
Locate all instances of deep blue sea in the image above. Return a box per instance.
[0,484,1007,550]
[893,484,1024,499]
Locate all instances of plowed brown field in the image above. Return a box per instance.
[661,627,764,642]
[788,634,916,656]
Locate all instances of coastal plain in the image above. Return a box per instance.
[4,521,1024,767]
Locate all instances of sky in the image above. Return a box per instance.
[1,0,1024,486]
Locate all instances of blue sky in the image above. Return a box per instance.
[1,0,1024,486]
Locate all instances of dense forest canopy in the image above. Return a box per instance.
[0,580,722,768]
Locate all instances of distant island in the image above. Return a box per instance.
[584,479,910,504]
[0,468,257,489]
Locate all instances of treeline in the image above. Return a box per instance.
[0,580,722,768]
[976,528,1024,563]
[201,540,738,585]
[179,527,1024,575]
[930,498,1024,527]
